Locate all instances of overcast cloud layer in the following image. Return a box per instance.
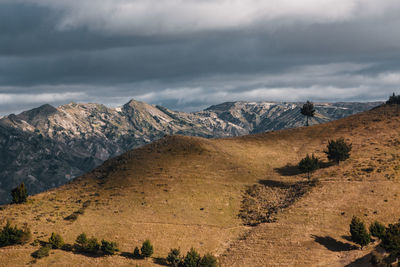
[1,0,400,114]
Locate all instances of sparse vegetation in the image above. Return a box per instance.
[350,216,371,247]
[140,239,154,258]
[48,232,64,249]
[369,221,386,239]
[31,245,51,259]
[0,221,31,247]
[298,154,320,179]
[300,100,316,126]
[325,138,352,164]
[11,183,28,204]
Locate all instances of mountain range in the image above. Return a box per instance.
[0,99,381,203]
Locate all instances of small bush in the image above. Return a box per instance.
[370,221,386,239]
[298,154,320,179]
[0,221,31,247]
[101,240,119,255]
[133,246,141,258]
[48,233,64,249]
[31,245,51,259]
[325,138,352,164]
[85,237,101,254]
[141,239,154,258]
[350,216,371,247]
[75,233,88,248]
[183,248,201,267]
[167,248,182,267]
[199,253,218,267]
[11,183,28,204]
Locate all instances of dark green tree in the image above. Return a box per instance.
[133,246,141,258]
[11,183,28,204]
[381,222,400,256]
[48,232,64,249]
[325,138,352,164]
[183,248,201,267]
[300,100,316,126]
[350,216,371,247]
[101,240,119,255]
[369,221,386,239]
[140,239,154,258]
[298,154,320,179]
[166,248,182,267]
[199,253,218,267]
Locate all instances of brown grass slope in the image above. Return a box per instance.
[1,104,400,266]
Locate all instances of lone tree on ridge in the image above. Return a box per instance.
[300,100,316,126]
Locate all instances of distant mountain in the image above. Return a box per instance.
[0,99,381,203]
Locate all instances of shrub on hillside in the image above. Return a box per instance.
[325,138,352,164]
[183,248,201,267]
[350,216,371,247]
[101,239,119,255]
[0,221,31,247]
[199,253,218,267]
[298,154,320,179]
[369,221,386,239]
[11,183,28,204]
[48,233,64,249]
[141,239,154,258]
[31,244,51,259]
[133,246,141,258]
[74,233,100,254]
[166,248,182,267]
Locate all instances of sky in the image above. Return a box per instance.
[1,0,400,114]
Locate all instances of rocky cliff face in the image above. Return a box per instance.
[0,99,380,203]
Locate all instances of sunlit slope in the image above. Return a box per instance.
[1,104,399,266]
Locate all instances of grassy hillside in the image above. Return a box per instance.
[1,104,400,266]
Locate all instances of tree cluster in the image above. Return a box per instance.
[166,247,218,267]
[75,233,119,255]
[298,138,352,179]
[386,92,400,105]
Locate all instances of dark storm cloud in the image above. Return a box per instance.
[1,0,400,114]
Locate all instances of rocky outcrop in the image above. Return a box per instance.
[0,99,381,203]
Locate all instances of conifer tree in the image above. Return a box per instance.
[11,183,28,204]
[325,138,352,164]
[298,154,320,179]
[300,100,316,126]
[141,239,153,258]
[350,216,371,247]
